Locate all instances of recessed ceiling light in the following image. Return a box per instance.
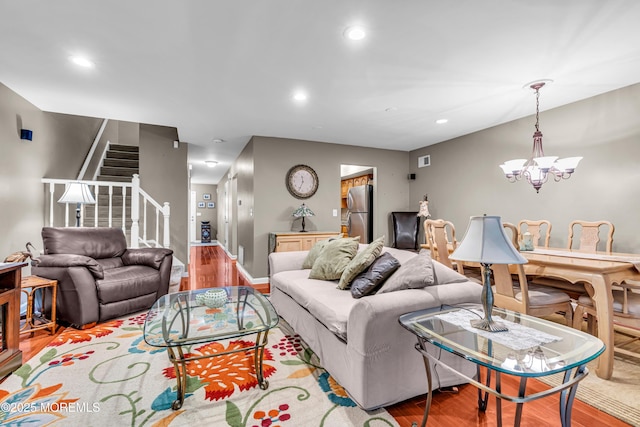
[385,107,398,112]
[69,56,95,68]
[293,91,307,101]
[205,160,218,168]
[212,139,225,144]
[435,118,448,124]
[344,26,366,41]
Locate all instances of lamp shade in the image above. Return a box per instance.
[450,215,526,265]
[57,182,96,204]
[292,203,314,218]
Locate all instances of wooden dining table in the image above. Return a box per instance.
[519,247,640,380]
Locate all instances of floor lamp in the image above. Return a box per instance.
[450,215,527,332]
[58,182,96,226]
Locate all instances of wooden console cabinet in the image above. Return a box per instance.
[270,232,342,253]
[0,262,26,378]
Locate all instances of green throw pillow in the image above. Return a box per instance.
[302,239,332,269]
[309,237,360,280]
[338,236,385,289]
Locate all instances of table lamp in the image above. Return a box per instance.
[292,203,314,232]
[58,182,96,227]
[450,215,527,332]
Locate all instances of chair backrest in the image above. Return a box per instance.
[517,219,552,248]
[567,220,614,252]
[424,219,458,270]
[492,263,530,313]
[391,211,420,250]
[41,226,128,258]
[503,222,519,249]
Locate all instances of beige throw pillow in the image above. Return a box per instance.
[309,237,360,280]
[377,249,435,293]
[337,236,385,289]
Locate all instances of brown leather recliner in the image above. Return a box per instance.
[32,227,173,328]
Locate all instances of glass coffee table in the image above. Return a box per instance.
[399,305,604,427]
[143,286,278,409]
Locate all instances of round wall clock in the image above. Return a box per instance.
[286,164,319,199]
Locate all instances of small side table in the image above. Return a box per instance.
[20,275,57,335]
[399,305,604,427]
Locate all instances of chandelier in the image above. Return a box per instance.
[499,82,582,193]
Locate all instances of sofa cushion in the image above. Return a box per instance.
[351,252,401,298]
[271,269,358,339]
[96,257,124,270]
[432,261,469,285]
[338,236,385,290]
[378,249,435,293]
[309,237,360,280]
[96,265,160,304]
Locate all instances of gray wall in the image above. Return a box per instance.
[409,83,640,253]
[227,136,411,279]
[0,83,189,266]
[140,124,189,263]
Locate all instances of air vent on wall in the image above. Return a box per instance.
[418,154,431,168]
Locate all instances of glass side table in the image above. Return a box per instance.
[399,305,604,427]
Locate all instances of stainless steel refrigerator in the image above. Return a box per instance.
[347,184,373,243]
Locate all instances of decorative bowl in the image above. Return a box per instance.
[195,293,206,305]
[203,289,227,308]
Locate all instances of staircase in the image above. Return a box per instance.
[84,144,139,228]
[99,144,139,182]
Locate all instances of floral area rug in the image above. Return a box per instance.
[0,312,398,427]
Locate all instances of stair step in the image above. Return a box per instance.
[109,144,139,153]
[100,166,138,177]
[107,151,139,161]
[104,158,138,168]
[97,175,132,183]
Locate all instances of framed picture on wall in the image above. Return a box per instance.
[203,193,211,200]
[207,202,215,208]
[198,202,205,208]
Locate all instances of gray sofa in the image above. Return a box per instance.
[32,227,173,328]
[269,245,483,410]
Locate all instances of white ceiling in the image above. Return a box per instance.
[2,1,640,184]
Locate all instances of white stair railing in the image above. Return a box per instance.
[41,174,171,248]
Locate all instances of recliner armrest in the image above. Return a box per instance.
[122,248,173,269]
[32,254,104,279]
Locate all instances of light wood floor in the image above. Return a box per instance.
[15,244,631,426]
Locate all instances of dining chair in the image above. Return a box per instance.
[492,263,573,326]
[424,219,464,274]
[503,222,519,248]
[567,220,614,252]
[573,279,640,359]
[517,219,551,248]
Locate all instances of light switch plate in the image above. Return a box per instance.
[332,209,338,217]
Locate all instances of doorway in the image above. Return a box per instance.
[340,164,377,243]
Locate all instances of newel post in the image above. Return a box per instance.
[163,202,171,248]
[131,174,140,248]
